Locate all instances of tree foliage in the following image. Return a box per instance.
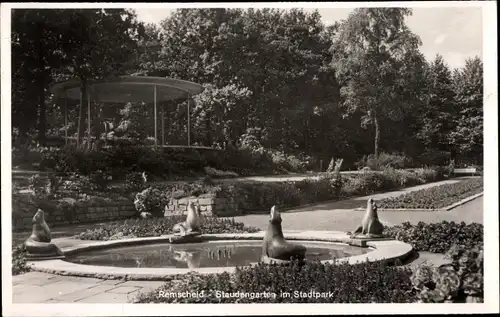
[331,8,426,159]
[449,57,483,163]
[11,7,483,168]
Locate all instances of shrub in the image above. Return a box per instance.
[411,244,483,303]
[76,216,259,240]
[134,260,416,303]
[414,150,451,167]
[411,167,441,183]
[89,169,112,191]
[378,178,483,209]
[12,244,32,276]
[378,167,423,188]
[384,221,483,253]
[356,152,413,170]
[126,171,148,191]
[342,170,420,196]
[133,182,223,217]
[203,166,239,178]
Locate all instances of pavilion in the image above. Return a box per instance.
[50,76,206,149]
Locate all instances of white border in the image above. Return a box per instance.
[1,1,498,316]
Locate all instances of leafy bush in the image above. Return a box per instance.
[414,150,451,167]
[33,142,313,179]
[411,244,483,303]
[12,146,43,169]
[134,260,416,303]
[76,216,259,240]
[125,171,148,191]
[384,221,483,253]
[356,152,413,170]
[134,182,223,217]
[12,244,32,275]
[378,178,483,209]
[89,170,112,191]
[203,166,239,178]
[342,169,422,197]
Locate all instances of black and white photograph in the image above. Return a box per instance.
[1,1,498,315]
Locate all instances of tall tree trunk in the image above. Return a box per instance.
[76,79,87,148]
[374,111,380,160]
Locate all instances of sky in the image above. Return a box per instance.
[133,6,483,69]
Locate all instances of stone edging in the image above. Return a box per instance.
[28,231,413,281]
[354,192,484,212]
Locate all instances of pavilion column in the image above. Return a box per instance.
[161,102,165,146]
[154,85,158,147]
[187,92,191,146]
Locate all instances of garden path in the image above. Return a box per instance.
[10,177,483,304]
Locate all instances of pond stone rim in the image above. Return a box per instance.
[27,230,413,281]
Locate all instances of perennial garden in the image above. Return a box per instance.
[10,7,486,306]
[12,159,484,304]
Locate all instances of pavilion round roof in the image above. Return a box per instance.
[50,76,204,103]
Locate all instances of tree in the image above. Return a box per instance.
[11,9,66,145]
[416,54,456,154]
[12,9,145,148]
[54,9,145,147]
[330,8,425,159]
[449,56,483,164]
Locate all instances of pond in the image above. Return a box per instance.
[65,240,371,269]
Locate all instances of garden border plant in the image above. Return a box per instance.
[373,177,483,211]
[76,216,260,241]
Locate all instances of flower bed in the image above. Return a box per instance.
[12,244,31,276]
[378,178,483,209]
[384,221,483,253]
[411,244,483,303]
[134,261,417,303]
[76,216,259,241]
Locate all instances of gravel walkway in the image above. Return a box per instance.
[233,194,483,232]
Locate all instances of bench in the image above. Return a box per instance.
[453,167,478,176]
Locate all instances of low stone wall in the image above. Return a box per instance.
[163,193,242,217]
[12,195,136,231]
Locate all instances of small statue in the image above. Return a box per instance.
[350,198,384,238]
[172,201,201,236]
[24,209,64,259]
[262,206,306,263]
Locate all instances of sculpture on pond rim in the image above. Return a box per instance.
[350,198,385,238]
[262,205,306,263]
[24,209,64,259]
[172,201,202,236]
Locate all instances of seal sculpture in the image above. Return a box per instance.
[170,201,203,243]
[262,205,306,263]
[350,198,384,238]
[24,209,64,259]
